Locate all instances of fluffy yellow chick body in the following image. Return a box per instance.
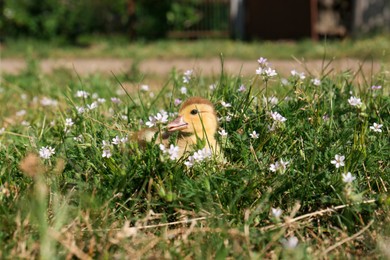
[133,97,220,158]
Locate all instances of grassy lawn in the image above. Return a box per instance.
[2,34,390,61]
[0,52,389,258]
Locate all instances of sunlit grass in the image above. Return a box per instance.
[0,56,389,258]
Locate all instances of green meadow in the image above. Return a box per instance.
[0,41,389,258]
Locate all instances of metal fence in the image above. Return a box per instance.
[167,0,230,38]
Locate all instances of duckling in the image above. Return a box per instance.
[134,97,220,157]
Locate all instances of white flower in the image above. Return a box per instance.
[16,110,26,117]
[140,84,150,92]
[76,106,85,114]
[249,130,259,139]
[291,69,305,80]
[193,148,212,162]
[221,101,232,108]
[281,236,298,249]
[97,98,106,104]
[121,136,128,143]
[218,129,228,137]
[121,115,128,120]
[111,97,121,104]
[92,93,99,99]
[184,156,195,167]
[371,85,381,90]
[348,96,362,107]
[369,123,383,133]
[167,144,180,160]
[65,118,74,127]
[75,90,90,98]
[87,102,98,110]
[281,78,289,86]
[257,57,268,67]
[270,111,287,123]
[101,140,110,149]
[225,115,232,122]
[39,146,55,159]
[256,67,263,75]
[269,159,289,173]
[102,148,112,158]
[271,207,283,218]
[21,121,30,126]
[174,98,182,106]
[40,97,58,107]
[182,70,193,83]
[342,172,356,183]
[73,135,84,142]
[263,96,278,106]
[331,154,345,168]
[145,116,156,128]
[238,85,246,92]
[311,78,321,86]
[112,136,121,145]
[180,86,188,95]
[155,111,168,124]
[159,144,166,152]
[0,127,5,135]
[209,84,217,91]
[264,67,277,78]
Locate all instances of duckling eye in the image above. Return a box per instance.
[190,109,199,115]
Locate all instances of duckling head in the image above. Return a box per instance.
[167,97,218,140]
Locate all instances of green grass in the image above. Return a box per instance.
[2,34,390,61]
[0,56,389,259]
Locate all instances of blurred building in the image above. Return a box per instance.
[163,0,390,40]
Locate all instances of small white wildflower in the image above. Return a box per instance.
[102,148,112,158]
[174,98,182,106]
[140,84,150,92]
[40,97,58,107]
[348,96,362,107]
[218,129,228,137]
[255,67,263,75]
[39,146,55,159]
[184,156,195,167]
[0,127,5,135]
[182,70,193,83]
[331,154,345,168]
[111,97,121,104]
[76,106,85,114]
[121,115,128,120]
[193,148,212,162]
[92,93,99,99]
[145,116,156,128]
[73,135,84,142]
[65,118,74,127]
[249,130,259,139]
[75,90,90,98]
[238,85,246,92]
[311,78,321,86]
[112,136,121,145]
[281,78,289,86]
[269,159,289,173]
[270,111,287,123]
[257,57,268,67]
[371,85,382,90]
[209,84,217,91]
[101,140,110,149]
[281,236,298,249]
[221,101,232,108]
[21,121,30,126]
[159,144,166,152]
[180,86,188,95]
[342,172,356,183]
[369,123,383,133]
[97,98,106,103]
[16,110,26,117]
[87,102,98,110]
[225,115,232,122]
[291,69,305,80]
[271,207,283,218]
[167,144,180,160]
[154,111,169,124]
[120,136,128,143]
[264,67,277,78]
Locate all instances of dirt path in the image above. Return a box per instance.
[0,58,384,77]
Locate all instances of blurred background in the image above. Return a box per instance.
[1,0,389,43]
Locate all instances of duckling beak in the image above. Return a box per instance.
[167,116,188,132]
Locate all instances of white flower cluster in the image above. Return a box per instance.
[159,144,180,160]
[39,146,55,159]
[145,110,169,128]
[269,159,289,173]
[255,57,277,80]
[184,148,213,167]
